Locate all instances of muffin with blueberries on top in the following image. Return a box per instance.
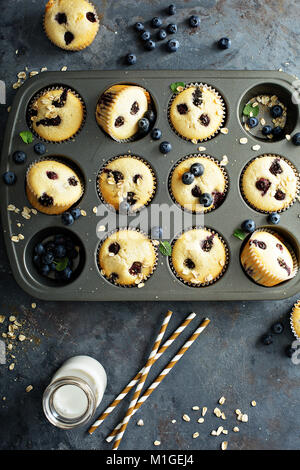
[169,84,225,141]
[169,155,228,213]
[44,0,99,51]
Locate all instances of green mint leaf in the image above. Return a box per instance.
[19,131,34,144]
[55,257,69,272]
[159,241,172,256]
[233,229,247,241]
[170,82,185,93]
[242,103,259,117]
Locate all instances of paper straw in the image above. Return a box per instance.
[88,311,196,435]
[106,317,210,443]
[112,310,173,450]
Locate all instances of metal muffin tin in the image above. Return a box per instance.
[1,69,300,301]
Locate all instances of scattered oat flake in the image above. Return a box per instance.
[11,236,19,243]
[137,283,145,288]
[222,429,228,435]
[239,137,248,144]
[252,144,261,151]
[198,417,204,423]
[80,210,87,216]
[220,127,228,134]
[8,204,16,211]
[198,146,206,152]
[171,419,176,423]
[192,406,200,410]
[219,396,226,405]
[193,432,199,439]
[221,441,228,451]
[31,303,36,309]
[93,207,98,214]
[18,234,24,240]
[137,419,144,426]
[61,66,68,72]
[18,334,26,342]
[191,138,198,144]
[26,385,33,393]
[220,155,228,166]
[285,134,291,141]
[9,363,15,370]
[154,440,161,446]
[233,426,239,432]
[182,414,190,422]
[9,316,16,322]
[241,414,248,422]
[202,407,207,417]
[251,400,257,407]
[0,315,5,323]
[211,430,217,436]
[29,71,39,77]
[41,67,48,72]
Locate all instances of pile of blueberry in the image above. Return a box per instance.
[136,109,156,138]
[181,162,213,207]
[3,141,47,186]
[247,105,284,138]
[126,4,202,64]
[261,321,297,358]
[241,212,281,235]
[33,233,80,281]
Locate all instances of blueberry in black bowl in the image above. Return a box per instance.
[270,105,283,118]
[262,125,272,136]
[247,117,258,128]
[272,126,283,137]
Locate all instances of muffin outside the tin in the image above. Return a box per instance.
[28,87,85,142]
[240,230,297,287]
[44,0,99,51]
[26,159,83,215]
[170,154,228,213]
[290,300,300,340]
[96,84,151,141]
[171,227,228,286]
[241,154,299,213]
[98,229,157,286]
[169,84,225,142]
[98,156,156,212]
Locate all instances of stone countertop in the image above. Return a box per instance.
[0,0,300,451]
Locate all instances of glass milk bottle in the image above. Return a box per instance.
[43,355,107,429]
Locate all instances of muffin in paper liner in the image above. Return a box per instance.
[96,227,158,287]
[240,228,298,287]
[95,84,152,142]
[44,0,100,51]
[168,153,228,214]
[97,155,157,213]
[240,154,300,214]
[167,82,226,143]
[169,226,229,288]
[27,86,86,144]
[26,157,84,215]
[290,300,300,341]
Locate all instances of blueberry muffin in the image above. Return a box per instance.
[169,84,225,141]
[26,160,83,214]
[291,301,300,339]
[28,88,84,142]
[241,230,297,287]
[99,229,157,286]
[241,155,299,213]
[98,156,156,212]
[44,0,99,51]
[96,84,151,141]
[170,155,227,213]
[171,228,228,286]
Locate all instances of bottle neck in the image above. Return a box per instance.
[43,376,97,429]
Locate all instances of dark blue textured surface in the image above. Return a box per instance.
[0,0,300,451]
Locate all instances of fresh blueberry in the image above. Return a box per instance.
[182,172,194,185]
[168,4,176,15]
[270,105,283,118]
[151,128,162,140]
[190,162,204,177]
[261,333,273,345]
[34,142,46,155]
[54,234,66,245]
[157,29,167,40]
[262,125,272,136]
[62,267,73,280]
[3,171,16,185]
[34,243,45,256]
[13,151,27,164]
[166,39,179,52]
[138,117,150,133]
[159,141,172,153]
[61,212,74,226]
[65,238,75,251]
[271,322,284,334]
[167,23,177,34]
[50,262,57,272]
[45,241,55,253]
[151,226,163,239]
[144,110,156,123]
[126,53,136,65]
[285,345,295,358]
[33,254,41,267]
[189,15,201,28]
[119,200,131,214]
[41,264,50,276]
[241,219,256,233]
[199,193,213,207]
[135,22,144,32]
[144,39,156,50]
[268,212,280,224]
[247,117,258,128]
[68,248,78,260]
[272,126,283,136]
[151,17,162,28]
[292,132,300,146]
[54,244,66,259]
[140,31,151,41]
[70,208,81,220]
[42,252,54,265]
[217,37,231,50]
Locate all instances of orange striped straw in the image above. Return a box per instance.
[106,317,210,443]
[88,311,196,435]
[112,310,173,450]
